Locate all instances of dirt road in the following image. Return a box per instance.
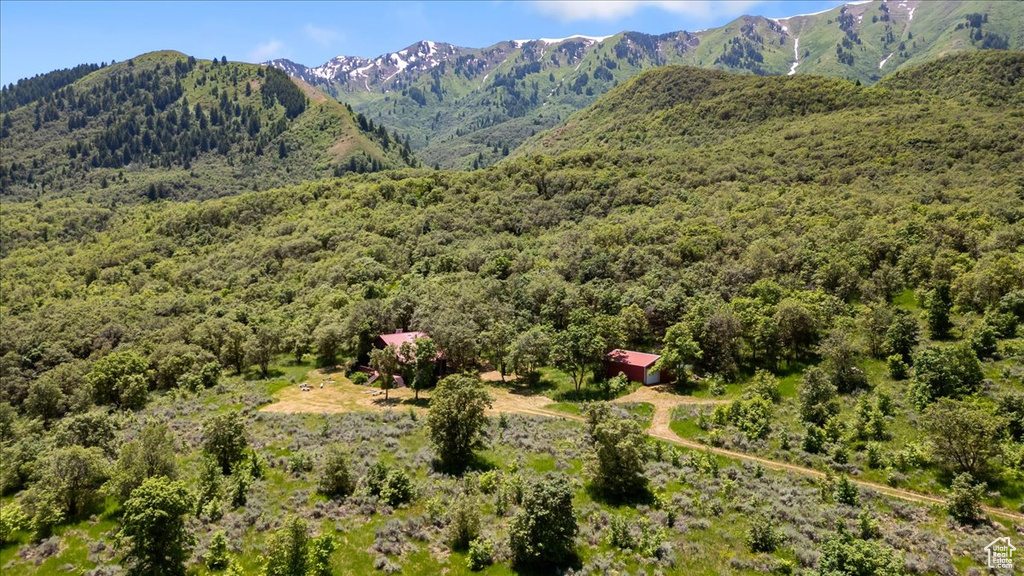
[261,371,1024,524]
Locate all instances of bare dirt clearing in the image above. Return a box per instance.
[261,369,558,416]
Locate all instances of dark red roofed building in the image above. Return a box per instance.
[605,349,662,385]
[375,330,429,350]
[373,330,445,370]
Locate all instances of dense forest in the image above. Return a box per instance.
[0,50,1023,575]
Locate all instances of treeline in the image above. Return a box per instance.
[261,66,307,119]
[351,107,415,165]
[0,62,104,113]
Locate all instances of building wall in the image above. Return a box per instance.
[606,361,647,383]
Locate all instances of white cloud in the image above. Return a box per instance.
[248,39,285,62]
[532,1,765,22]
[304,24,341,47]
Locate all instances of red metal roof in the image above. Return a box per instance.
[606,349,660,368]
[377,331,428,348]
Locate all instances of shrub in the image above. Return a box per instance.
[206,531,230,570]
[478,470,500,494]
[802,424,826,454]
[746,514,783,553]
[350,371,369,386]
[307,534,335,576]
[886,355,908,380]
[946,473,986,525]
[607,515,636,550]
[466,537,493,571]
[749,369,781,403]
[364,462,414,507]
[195,456,222,515]
[835,475,859,506]
[287,451,314,474]
[585,402,649,500]
[445,495,481,551]
[509,475,577,568]
[858,510,880,540]
[969,323,999,359]
[246,450,266,479]
[316,445,355,499]
[818,531,903,575]
[229,469,250,508]
[866,442,885,469]
[263,516,308,576]
[0,502,26,544]
[202,412,248,475]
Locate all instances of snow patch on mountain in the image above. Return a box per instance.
[789,38,801,75]
[879,52,894,69]
[513,35,612,47]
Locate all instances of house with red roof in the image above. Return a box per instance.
[372,329,445,374]
[605,349,663,385]
[375,330,430,350]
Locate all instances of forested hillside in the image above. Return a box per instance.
[1,51,1023,574]
[269,0,1024,169]
[0,52,414,202]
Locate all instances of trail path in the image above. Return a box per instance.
[262,371,1024,524]
[522,400,1024,524]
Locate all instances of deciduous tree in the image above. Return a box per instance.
[117,477,194,576]
[427,374,492,470]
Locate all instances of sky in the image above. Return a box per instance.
[1,0,847,86]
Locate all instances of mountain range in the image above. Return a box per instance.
[267,0,1024,169]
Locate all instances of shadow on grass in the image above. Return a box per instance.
[511,552,582,576]
[430,453,499,476]
[584,482,656,507]
[370,395,429,408]
[245,367,286,380]
[490,375,559,395]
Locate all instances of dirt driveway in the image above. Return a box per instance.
[261,369,558,417]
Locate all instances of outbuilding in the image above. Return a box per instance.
[605,349,662,385]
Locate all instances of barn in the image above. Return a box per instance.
[605,349,662,385]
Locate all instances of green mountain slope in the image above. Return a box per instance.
[269,0,1024,170]
[521,50,1024,157]
[0,51,413,202]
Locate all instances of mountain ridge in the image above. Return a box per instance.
[266,0,1024,170]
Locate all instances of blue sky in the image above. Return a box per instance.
[1,1,845,86]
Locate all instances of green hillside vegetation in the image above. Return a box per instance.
[0,51,414,203]
[275,0,1024,170]
[1,51,1023,574]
